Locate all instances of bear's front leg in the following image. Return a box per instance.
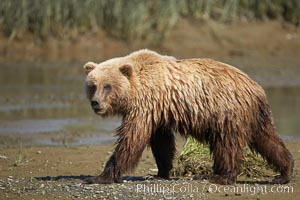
[150,128,176,179]
[85,155,120,184]
[86,120,151,184]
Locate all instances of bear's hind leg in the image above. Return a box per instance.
[150,129,176,179]
[194,138,244,185]
[212,139,244,184]
[250,124,294,184]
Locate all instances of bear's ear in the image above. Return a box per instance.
[119,64,132,78]
[83,62,97,75]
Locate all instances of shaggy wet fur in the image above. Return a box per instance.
[84,49,294,185]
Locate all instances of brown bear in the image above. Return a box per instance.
[83,49,293,185]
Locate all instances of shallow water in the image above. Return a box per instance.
[0,62,299,146]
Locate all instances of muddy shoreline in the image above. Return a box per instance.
[0,141,299,199]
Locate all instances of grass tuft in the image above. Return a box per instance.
[173,137,277,178]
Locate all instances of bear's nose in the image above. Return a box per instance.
[91,100,100,109]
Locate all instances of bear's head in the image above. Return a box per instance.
[83,59,133,117]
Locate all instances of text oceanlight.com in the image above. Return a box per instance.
[135,183,293,197]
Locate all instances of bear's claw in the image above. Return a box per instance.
[271,175,291,184]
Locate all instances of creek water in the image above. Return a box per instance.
[0,62,299,146]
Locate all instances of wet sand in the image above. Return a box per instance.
[0,141,299,199]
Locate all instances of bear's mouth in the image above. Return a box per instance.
[94,108,107,115]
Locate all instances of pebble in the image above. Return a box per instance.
[84,186,93,190]
[0,155,7,159]
[74,183,82,187]
[74,193,81,198]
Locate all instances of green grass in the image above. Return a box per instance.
[0,0,299,41]
[173,137,277,178]
[13,143,31,167]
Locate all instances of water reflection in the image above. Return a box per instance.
[266,87,300,137]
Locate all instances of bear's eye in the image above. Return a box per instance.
[103,84,112,91]
[89,84,96,94]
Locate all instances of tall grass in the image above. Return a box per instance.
[0,0,299,41]
[181,0,300,23]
